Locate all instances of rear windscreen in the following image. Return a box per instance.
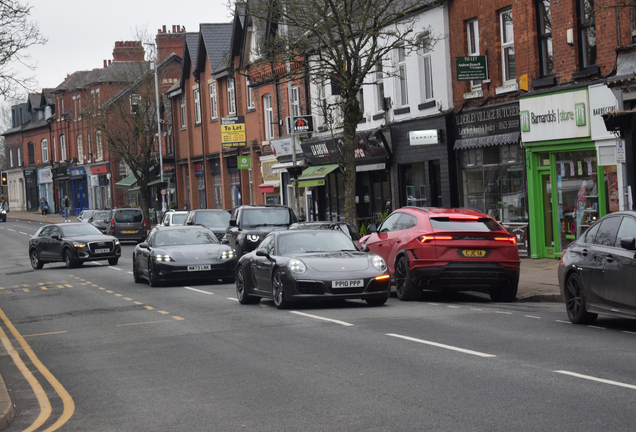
[430,218,502,232]
[115,210,143,223]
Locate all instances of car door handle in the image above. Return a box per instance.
[581,249,588,257]
[606,255,615,263]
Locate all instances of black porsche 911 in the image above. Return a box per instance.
[29,223,121,269]
[235,230,391,308]
[132,225,237,287]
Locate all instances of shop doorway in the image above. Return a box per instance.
[541,172,555,255]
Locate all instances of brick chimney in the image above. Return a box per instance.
[156,24,186,64]
[112,41,145,62]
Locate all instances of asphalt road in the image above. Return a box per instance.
[1,218,636,431]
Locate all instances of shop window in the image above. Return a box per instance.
[197,173,206,208]
[604,165,619,212]
[213,174,223,209]
[483,146,499,165]
[230,171,241,208]
[403,163,427,207]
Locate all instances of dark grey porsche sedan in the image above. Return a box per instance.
[235,230,391,308]
[132,225,236,286]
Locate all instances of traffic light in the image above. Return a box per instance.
[1,171,7,186]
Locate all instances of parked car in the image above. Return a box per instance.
[77,209,96,223]
[235,229,390,308]
[0,208,6,222]
[89,210,111,234]
[558,210,636,324]
[183,209,231,241]
[225,205,297,256]
[160,209,189,227]
[104,208,147,243]
[359,207,520,302]
[29,223,121,269]
[288,221,361,246]
[132,225,236,286]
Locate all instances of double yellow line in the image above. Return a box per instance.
[0,307,74,431]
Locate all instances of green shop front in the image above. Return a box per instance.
[521,88,613,258]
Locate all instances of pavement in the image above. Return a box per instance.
[0,210,562,430]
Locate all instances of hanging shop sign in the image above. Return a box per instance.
[194,163,203,175]
[269,136,303,157]
[301,129,390,166]
[589,84,620,141]
[37,167,53,184]
[519,89,589,142]
[221,116,246,148]
[455,56,488,81]
[237,155,251,169]
[286,116,314,134]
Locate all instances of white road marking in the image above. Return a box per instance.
[108,266,121,271]
[588,325,606,330]
[555,370,636,390]
[447,305,461,309]
[470,308,483,311]
[290,311,354,327]
[556,320,572,324]
[90,261,104,266]
[184,287,214,295]
[495,311,513,315]
[428,303,439,306]
[525,315,541,319]
[126,271,133,274]
[623,331,636,335]
[227,297,239,302]
[386,333,496,358]
[19,232,29,235]
[7,229,16,232]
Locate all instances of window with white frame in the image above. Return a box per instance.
[52,136,56,163]
[418,37,434,101]
[227,78,236,115]
[246,78,254,110]
[291,85,300,117]
[96,131,103,161]
[264,94,274,140]
[130,94,141,114]
[41,139,48,163]
[395,44,408,106]
[180,95,186,128]
[92,89,101,109]
[9,149,13,168]
[77,135,84,162]
[500,9,515,83]
[194,88,202,124]
[60,134,67,161]
[357,88,365,115]
[209,82,218,119]
[17,148,21,166]
[375,64,385,111]
[467,19,481,89]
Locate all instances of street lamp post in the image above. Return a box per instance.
[147,43,165,214]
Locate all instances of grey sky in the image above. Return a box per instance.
[12,0,231,97]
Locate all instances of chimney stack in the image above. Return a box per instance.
[103,60,107,68]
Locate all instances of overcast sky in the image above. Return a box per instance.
[8,0,231,100]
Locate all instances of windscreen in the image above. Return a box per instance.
[115,210,143,223]
[196,211,230,229]
[430,217,502,232]
[61,224,103,237]
[277,231,356,255]
[243,208,292,227]
[171,214,187,225]
[93,211,110,221]
[154,228,219,246]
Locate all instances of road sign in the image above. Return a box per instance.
[161,189,167,196]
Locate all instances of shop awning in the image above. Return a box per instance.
[147,178,164,187]
[116,173,138,189]
[298,164,339,180]
[298,179,325,188]
[259,180,280,193]
[453,132,520,150]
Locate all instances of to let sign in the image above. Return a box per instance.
[455,56,487,81]
[221,116,246,148]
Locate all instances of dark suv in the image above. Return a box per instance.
[105,208,147,243]
[184,209,231,241]
[225,205,297,256]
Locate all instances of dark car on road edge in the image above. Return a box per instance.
[225,205,297,256]
[29,223,121,269]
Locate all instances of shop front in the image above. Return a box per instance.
[90,164,111,210]
[453,102,528,255]
[53,166,70,213]
[69,166,89,215]
[37,166,55,213]
[226,157,242,208]
[299,129,391,224]
[521,88,613,258]
[259,155,282,205]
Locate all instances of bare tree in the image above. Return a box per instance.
[0,0,47,99]
[237,0,438,226]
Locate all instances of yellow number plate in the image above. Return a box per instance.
[123,230,136,234]
[461,250,487,258]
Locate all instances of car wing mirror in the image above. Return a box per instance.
[620,237,636,251]
[138,242,149,249]
[229,219,237,227]
[255,249,274,261]
[367,224,377,233]
[357,243,369,252]
[51,234,61,240]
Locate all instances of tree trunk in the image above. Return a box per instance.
[342,97,361,228]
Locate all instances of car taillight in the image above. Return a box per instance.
[418,235,453,243]
[494,237,517,245]
[110,219,115,230]
[143,219,146,231]
[448,215,479,220]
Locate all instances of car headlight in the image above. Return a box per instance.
[247,234,260,242]
[115,240,120,246]
[288,259,306,274]
[219,249,235,260]
[372,255,387,272]
[73,241,86,248]
[154,254,175,262]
